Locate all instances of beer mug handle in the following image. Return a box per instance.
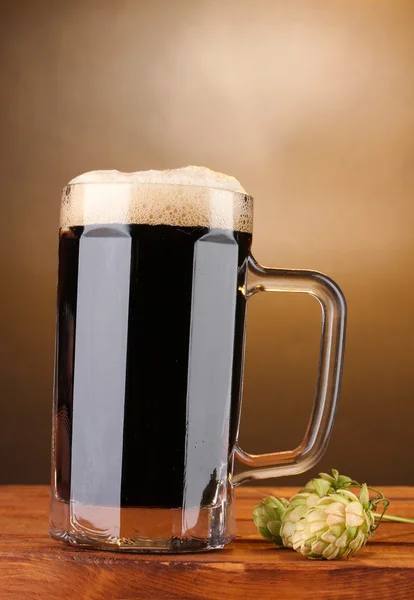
[233,255,347,485]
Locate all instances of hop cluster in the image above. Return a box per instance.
[253,470,380,561]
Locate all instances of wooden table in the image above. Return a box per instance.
[1,486,413,599]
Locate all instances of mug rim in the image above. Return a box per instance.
[63,181,253,202]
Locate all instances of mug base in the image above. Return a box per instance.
[50,496,235,553]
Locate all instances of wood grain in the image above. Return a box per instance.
[1,486,413,600]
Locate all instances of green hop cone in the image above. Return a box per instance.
[291,484,375,560]
[253,496,290,547]
[280,469,353,548]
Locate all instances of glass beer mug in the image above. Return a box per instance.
[50,168,346,552]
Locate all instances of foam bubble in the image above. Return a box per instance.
[61,166,252,232]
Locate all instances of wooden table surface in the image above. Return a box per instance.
[1,486,413,599]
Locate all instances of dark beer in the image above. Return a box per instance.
[55,222,252,509]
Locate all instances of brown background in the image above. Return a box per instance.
[0,0,413,486]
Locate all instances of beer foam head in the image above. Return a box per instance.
[61,166,252,232]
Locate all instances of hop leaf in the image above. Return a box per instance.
[253,496,290,547]
[312,469,354,492]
